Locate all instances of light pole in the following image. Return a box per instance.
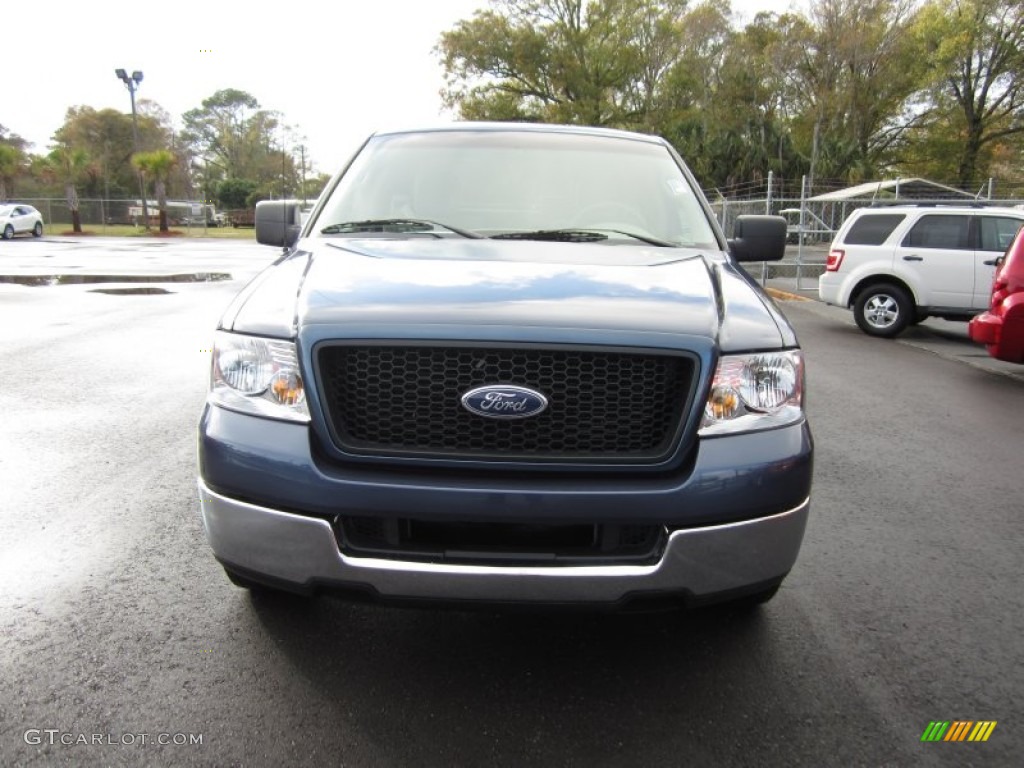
[115,68,149,229]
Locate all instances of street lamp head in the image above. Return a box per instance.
[114,69,143,88]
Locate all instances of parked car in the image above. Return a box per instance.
[0,204,44,239]
[197,123,812,611]
[969,225,1024,363]
[818,204,1024,337]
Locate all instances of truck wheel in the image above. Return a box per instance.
[854,283,913,338]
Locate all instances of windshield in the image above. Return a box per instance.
[311,130,719,249]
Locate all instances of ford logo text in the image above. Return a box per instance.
[460,385,549,419]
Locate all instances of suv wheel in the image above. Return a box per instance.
[32,222,43,237]
[2,224,13,240]
[854,283,912,338]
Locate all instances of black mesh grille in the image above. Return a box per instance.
[315,344,695,463]
[336,517,665,565]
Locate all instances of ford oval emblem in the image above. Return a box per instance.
[461,385,548,419]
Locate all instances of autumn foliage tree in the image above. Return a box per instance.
[911,0,1024,187]
[438,0,1024,192]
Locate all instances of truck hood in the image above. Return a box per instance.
[225,238,788,350]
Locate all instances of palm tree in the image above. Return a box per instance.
[47,145,88,233]
[132,150,178,232]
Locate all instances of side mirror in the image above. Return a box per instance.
[255,200,302,248]
[728,215,787,262]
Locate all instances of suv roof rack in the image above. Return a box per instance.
[866,201,989,209]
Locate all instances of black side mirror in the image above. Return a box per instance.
[255,200,302,248]
[728,215,787,262]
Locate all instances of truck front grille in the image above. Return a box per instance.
[315,343,696,464]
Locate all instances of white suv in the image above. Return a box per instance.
[0,204,44,240]
[818,204,1024,337]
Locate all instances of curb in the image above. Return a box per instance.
[765,287,812,302]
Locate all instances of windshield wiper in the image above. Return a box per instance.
[490,228,675,247]
[593,229,677,247]
[491,229,607,243]
[320,218,482,238]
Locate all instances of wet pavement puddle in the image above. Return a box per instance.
[0,272,231,287]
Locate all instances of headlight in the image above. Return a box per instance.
[209,331,309,422]
[699,350,804,436]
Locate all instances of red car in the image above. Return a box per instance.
[969,225,1024,363]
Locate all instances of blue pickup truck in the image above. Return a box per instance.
[197,123,812,610]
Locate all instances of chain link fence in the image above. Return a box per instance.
[12,198,227,230]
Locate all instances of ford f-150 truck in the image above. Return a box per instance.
[197,123,813,610]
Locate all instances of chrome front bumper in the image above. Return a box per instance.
[198,481,809,605]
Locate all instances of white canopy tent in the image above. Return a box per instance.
[808,178,975,202]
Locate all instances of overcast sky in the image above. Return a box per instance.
[6,0,784,174]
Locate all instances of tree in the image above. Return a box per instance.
[435,0,928,190]
[216,178,258,210]
[702,13,806,187]
[912,0,1024,187]
[132,150,178,232]
[138,99,194,199]
[46,145,89,233]
[773,0,927,185]
[438,0,689,126]
[0,123,30,152]
[182,89,257,177]
[655,3,757,185]
[53,105,168,199]
[0,144,23,201]
[436,0,1024,191]
[0,124,29,201]
[180,88,306,206]
[181,89,286,182]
